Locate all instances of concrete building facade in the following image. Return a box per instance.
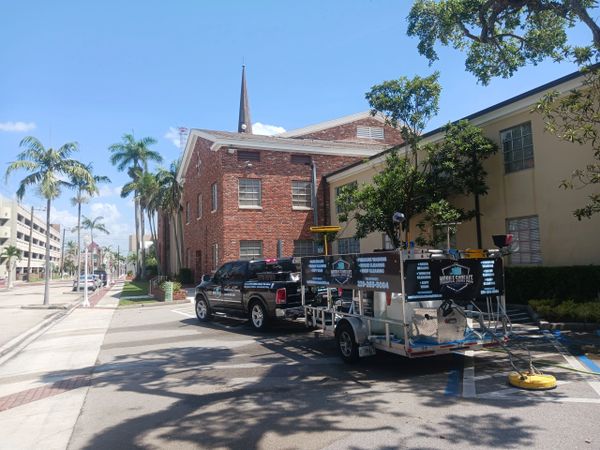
[0,195,62,279]
[326,69,600,266]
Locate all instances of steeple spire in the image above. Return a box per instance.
[238,65,252,134]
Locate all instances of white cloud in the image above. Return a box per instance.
[97,185,123,198]
[164,126,184,148]
[50,208,79,232]
[252,122,286,136]
[0,121,36,132]
[86,202,134,246]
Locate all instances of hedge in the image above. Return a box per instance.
[504,265,600,304]
[529,299,600,323]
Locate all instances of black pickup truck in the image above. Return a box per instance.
[194,257,305,330]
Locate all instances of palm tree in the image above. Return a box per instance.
[80,215,110,245]
[122,170,161,271]
[157,160,184,273]
[109,134,162,278]
[5,137,93,305]
[70,163,110,289]
[1,245,22,289]
[65,240,78,276]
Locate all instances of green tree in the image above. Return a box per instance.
[70,163,110,289]
[5,137,92,305]
[109,133,162,278]
[535,68,600,218]
[416,199,463,248]
[407,0,600,85]
[157,160,184,272]
[425,120,498,246]
[1,245,22,289]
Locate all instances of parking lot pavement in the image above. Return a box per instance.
[63,304,600,450]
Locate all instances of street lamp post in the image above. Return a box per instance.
[82,238,90,307]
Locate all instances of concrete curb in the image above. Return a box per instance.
[0,297,83,366]
[539,321,600,332]
[118,299,191,309]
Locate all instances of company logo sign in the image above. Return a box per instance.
[439,263,474,293]
[330,259,352,285]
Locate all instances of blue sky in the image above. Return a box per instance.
[0,1,594,252]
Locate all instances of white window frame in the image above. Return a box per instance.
[238,178,262,208]
[501,122,534,173]
[212,243,219,270]
[292,180,312,209]
[239,240,263,260]
[507,215,542,265]
[211,183,218,212]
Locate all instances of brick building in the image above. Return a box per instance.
[157,67,402,279]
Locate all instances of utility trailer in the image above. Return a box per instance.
[301,248,510,362]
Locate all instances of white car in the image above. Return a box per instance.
[72,275,97,291]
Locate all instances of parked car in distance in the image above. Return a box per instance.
[72,275,97,291]
[93,270,108,287]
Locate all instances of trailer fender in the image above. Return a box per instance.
[336,317,368,344]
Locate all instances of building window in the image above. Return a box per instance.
[507,215,542,265]
[335,181,357,214]
[212,243,219,270]
[292,181,311,208]
[237,150,260,162]
[240,240,263,260]
[185,201,190,224]
[501,122,534,173]
[291,155,311,165]
[293,240,316,257]
[197,194,202,219]
[382,233,395,250]
[238,178,261,207]
[211,183,218,212]
[338,237,360,254]
[357,126,384,140]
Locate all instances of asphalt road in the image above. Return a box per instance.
[66,303,600,450]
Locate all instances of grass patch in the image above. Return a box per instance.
[530,299,600,323]
[119,297,159,307]
[121,280,149,296]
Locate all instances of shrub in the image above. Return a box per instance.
[505,265,600,304]
[178,268,193,285]
[159,280,182,292]
[529,298,600,323]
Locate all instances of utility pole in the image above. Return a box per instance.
[27,206,33,278]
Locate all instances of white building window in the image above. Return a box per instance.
[211,183,218,212]
[239,179,261,207]
[338,237,360,254]
[507,215,542,265]
[197,194,202,219]
[357,126,384,140]
[293,240,316,257]
[501,122,534,173]
[292,181,311,208]
[335,181,357,214]
[212,243,219,270]
[240,240,263,260]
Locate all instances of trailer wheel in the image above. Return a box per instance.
[336,322,359,363]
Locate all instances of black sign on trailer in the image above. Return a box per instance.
[301,252,402,292]
[404,258,504,301]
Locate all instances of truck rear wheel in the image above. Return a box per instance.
[336,322,359,363]
[249,301,269,331]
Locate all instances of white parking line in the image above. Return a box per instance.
[171,309,195,318]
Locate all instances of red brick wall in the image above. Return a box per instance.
[291,117,403,146]
[169,140,361,282]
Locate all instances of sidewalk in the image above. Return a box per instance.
[0,281,123,450]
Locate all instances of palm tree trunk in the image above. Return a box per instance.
[76,199,82,290]
[140,204,147,277]
[134,197,142,279]
[7,260,13,289]
[43,198,51,305]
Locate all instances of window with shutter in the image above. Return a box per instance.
[240,240,263,260]
[238,179,261,207]
[357,126,384,140]
[506,215,542,264]
[292,181,311,208]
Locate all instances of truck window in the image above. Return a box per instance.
[228,261,248,282]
